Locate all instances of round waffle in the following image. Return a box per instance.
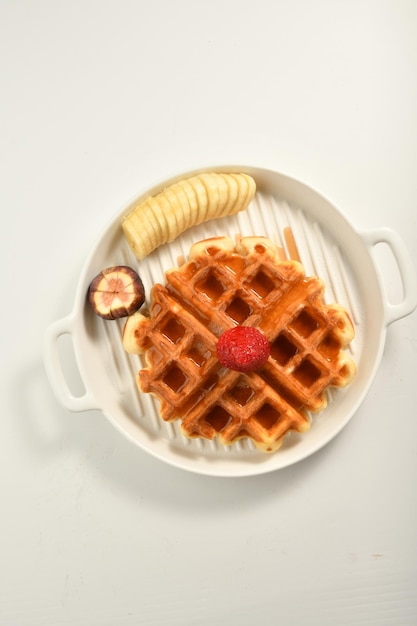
[123,235,356,452]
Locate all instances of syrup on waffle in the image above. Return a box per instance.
[123,234,356,452]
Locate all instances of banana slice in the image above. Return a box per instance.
[198,173,222,220]
[229,173,250,215]
[175,178,199,232]
[122,172,256,260]
[122,208,150,258]
[161,185,184,240]
[188,175,209,224]
[143,199,164,244]
[122,310,149,353]
[141,198,164,245]
[213,173,230,218]
[150,194,175,243]
[123,202,157,259]
[220,173,238,216]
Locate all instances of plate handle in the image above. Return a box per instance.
[43,314,98,412]
[360,227,417,325]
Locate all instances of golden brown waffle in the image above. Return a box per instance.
[123,235,356,452]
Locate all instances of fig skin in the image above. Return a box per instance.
[87,265,145,320]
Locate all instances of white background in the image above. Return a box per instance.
[1,1,417,624]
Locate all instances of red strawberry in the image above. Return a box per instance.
[216,326,270,373]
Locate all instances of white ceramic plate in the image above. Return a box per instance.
[43,165,417,476]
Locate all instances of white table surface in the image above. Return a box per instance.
[2,1,417,624]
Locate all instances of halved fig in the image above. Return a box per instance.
[87,265,145,320]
